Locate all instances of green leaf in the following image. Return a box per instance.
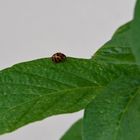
[61,119,83,140]
[83,76,140,140]
[0,58,102,134]
[131,0,140,64]
[83,1,140,139]
[92,0,140,65]
[0,56,138,135]
[93,21,135,64]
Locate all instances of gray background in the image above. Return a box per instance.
[0,0,136,139]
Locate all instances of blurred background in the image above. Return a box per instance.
[0,0,136,139]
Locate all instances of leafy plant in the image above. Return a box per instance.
[0,1,140,139]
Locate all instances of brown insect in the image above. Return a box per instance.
[51,52,66,63]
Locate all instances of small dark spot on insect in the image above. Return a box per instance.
[51,52,66,63]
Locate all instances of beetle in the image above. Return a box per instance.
[51,52,66,63]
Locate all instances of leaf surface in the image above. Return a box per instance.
[83,76,140,140]
[93,21,135,64]
[131,0,140,63]
[0,58,101,134]
[0,56,138,134]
